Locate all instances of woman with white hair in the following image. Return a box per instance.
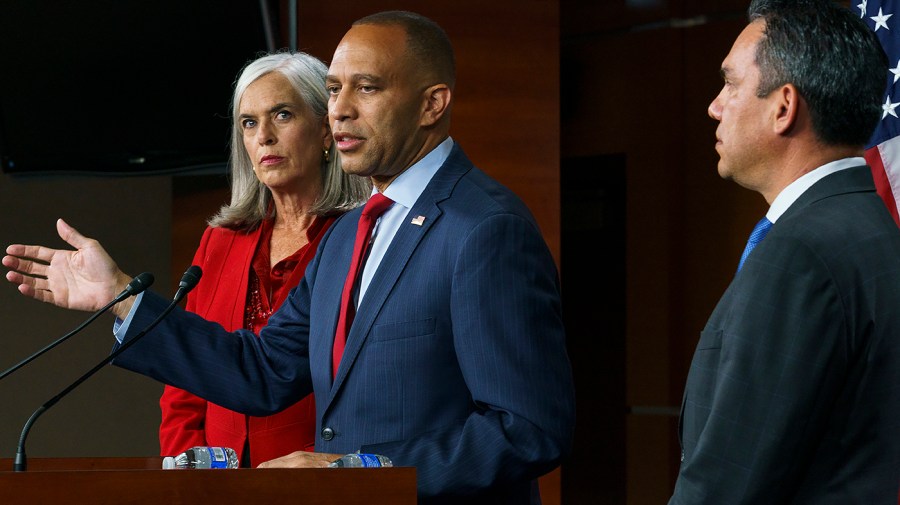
[158,51,370,467]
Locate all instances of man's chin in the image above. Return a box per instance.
[340,162,375,178]
[717,164,731,181]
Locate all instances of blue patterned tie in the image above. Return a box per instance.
[737,216,772,272]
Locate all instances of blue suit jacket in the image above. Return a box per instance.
[114,144,576,504]
[670,166,900,504]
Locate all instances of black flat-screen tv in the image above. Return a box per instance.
[0,1,274,177]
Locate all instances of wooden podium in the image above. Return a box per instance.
[0,457,416,504]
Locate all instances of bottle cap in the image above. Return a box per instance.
[162,456,175,469]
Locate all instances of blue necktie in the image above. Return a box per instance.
[737,217,772,272]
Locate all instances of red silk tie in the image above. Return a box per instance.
[332,193,394,378]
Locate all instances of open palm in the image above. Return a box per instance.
[3,218,130,312]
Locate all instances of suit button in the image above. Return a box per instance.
[321,427,335,441]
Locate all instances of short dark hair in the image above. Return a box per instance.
[748,0,888,146]
[353,10,456,89]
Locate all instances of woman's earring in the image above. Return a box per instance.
[323,147,330,163]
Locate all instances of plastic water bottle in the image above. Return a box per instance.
[327,453,393,468]
[162,446,240,469]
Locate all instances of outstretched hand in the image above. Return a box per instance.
[2,218,133,314]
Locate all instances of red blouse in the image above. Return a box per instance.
[245,217,327,333]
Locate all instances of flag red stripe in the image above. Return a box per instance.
[865,146,900,227]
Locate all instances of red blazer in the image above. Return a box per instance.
[158,216,335,466]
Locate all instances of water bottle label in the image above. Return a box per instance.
[208,447,228,469]
[357,453,382,467]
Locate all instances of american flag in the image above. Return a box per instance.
[861,0,900,226]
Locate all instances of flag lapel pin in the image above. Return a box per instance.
[411,215,426,226]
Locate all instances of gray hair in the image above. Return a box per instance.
[210,51,371,230]
[748,0,887,146]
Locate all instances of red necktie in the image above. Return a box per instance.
[332,193,394,378]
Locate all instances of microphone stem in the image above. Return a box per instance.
[14,405,46,472]
[13,293,184,472]
[0,294,124,381]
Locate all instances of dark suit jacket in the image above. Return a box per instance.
[114,144,576,504]
[670,166,900,504]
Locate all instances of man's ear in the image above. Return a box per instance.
[421,84,452,127]
[773,83,800,135]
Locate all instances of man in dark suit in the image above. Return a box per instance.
[2,11,574,505]
[670,0,900,503]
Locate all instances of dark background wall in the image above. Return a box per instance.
[560,1,777,502]
[0,176,171,460]
[561,1,759,502]
[0,0,774,503]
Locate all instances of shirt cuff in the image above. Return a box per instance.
[113,291,143,343]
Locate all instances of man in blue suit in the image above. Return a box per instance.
[3,10,575,505]
[670,0,900,503]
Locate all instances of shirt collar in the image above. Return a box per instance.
[379,137,454,209]
[767,156,864,223]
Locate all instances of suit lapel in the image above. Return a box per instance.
[329,202,441,391]
[327,145,470,396]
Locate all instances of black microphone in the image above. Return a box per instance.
[13,266,201,472]
[0,272,155,382]
[174,265,202,301]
